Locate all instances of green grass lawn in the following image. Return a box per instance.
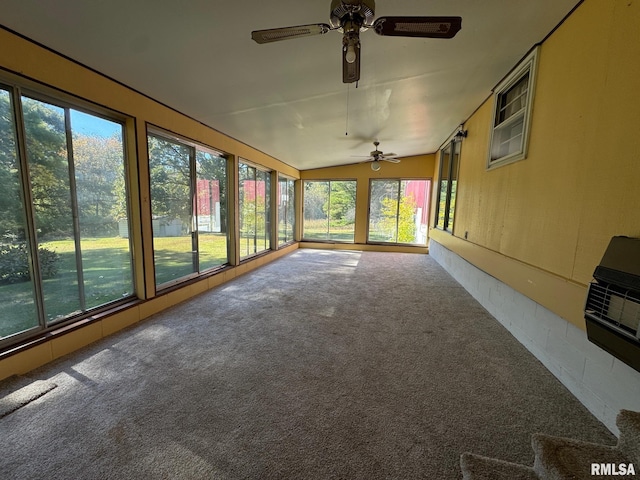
[153,233,228,285]
[0,229,307,339]
[1,233,231,338]
[302,219,355,242]
[1,236,134,338]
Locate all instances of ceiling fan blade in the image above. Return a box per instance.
[342,42,360,84]
[373,16,462,39]
[382,158,401,163]
[251,24,331,44]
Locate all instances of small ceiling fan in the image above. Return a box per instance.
[251,0,462,83]
[353,140,400,171]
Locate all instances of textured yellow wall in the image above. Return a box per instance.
[451,0,640,292]
[435,0,640,328]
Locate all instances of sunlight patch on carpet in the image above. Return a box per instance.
[0,378,57,418]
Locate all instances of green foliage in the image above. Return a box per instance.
[197,151,228,233]
[74,134,123,236]
[0,241,59,284]
[240,183,266,235]
[396,194,417,243]
[148,135,192,228]
[303,180,356,225]
[0,92,25,236]
[303,181,329,220]
[21,97,74,237]
[327,182,356,225]
[1,94,127,239]
[379,194,417,243]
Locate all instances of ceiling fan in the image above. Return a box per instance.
[353,140,400,171]
[251,0,462,83]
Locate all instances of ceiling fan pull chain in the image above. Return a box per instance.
[345,83,350,136]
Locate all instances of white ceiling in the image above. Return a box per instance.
[0,0,580,170]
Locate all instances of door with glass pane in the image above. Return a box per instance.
[278,176,295,245]
[368,179,431,245]
[148,134,196,285]
[196,150,229,270]
[302,180,356,242]
[149,132,229,287]
[239,162,271,259]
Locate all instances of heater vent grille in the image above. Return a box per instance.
[586,282,640,339]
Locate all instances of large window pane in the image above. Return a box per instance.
[149,135,196,285]
[196,150,228,270]
[239,162,271,259]
[278,176,295,245]
[23,97,82,321]
[368,179,430,245]
[1,85,134,345]
[22,96,134,324]
[368,180,400,242]
[303,181,330,240]
[436,140,460,233]
[71,110,133,309]
[436,147,450,230]
[0,88,39,338]
[448,142,460,230]
[303,180,356,242]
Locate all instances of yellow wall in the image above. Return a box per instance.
[301,154,436,252]
[433,0,640,328]
[0,27,300,380]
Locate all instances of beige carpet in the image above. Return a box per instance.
[0,249,615,479]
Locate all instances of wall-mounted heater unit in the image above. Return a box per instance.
[584,236,640,373]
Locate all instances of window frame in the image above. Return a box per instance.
[435,138,461,233]
[147,126,230,288]
[487,46,539,169]
[367,178,431,246]
[301,179,357,243]
[238,159,272,260]
[277,175,296,246]
[0,75,136,347]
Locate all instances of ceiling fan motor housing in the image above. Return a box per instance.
[330,0,375,31]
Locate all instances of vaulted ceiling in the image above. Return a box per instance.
[0,0,580,170]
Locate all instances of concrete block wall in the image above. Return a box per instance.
[429,239,640,435]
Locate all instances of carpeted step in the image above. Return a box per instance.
[532,433,633,480]
[460,452,539,480]
[617,409,640,466]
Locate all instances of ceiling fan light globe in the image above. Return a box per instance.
[371,160,381,171]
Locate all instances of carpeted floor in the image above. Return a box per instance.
[0,249,615,479]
